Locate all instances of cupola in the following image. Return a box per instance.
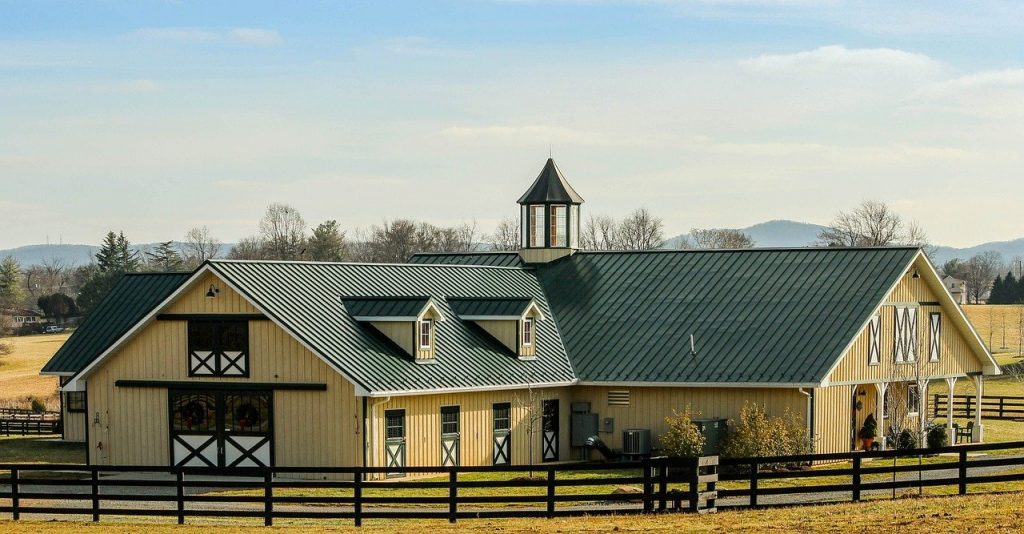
[517,158,584,264]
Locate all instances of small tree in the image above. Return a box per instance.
[183,226,222,267]
[307,220,349,262]
[145,241,184,272]
[513,384,546,476]
[681,228,756,249]
[660,408,706,458]
[487,217,520,252]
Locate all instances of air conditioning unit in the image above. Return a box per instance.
[622,429,651,457]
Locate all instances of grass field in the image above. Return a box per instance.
[963,304,1024,357]
[0,435,86,464]
[1,491,1022,532]
[0,332,69,410]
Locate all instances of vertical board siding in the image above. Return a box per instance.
[571,386,806,452]
[86,273,360,469]
[62,405,86,442]
[367,387,571,476]
[828,265,984,385]
[370,321,414,356]
[476,320,519,353]
[814,385,852,455]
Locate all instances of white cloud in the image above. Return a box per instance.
[742,45,941,74]
[916,69,1024,97]
[91,79,160,94]
[229,28,283,47]
[910,69,1024,119]
[126,27,282,46]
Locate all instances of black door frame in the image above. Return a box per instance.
[542,399,559,462]
[492,402,511,465]
[168,388,274,468]
[440,405,460,467]
[384,409,406,477]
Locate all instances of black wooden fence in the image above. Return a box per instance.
[2,441,1023,527]
[0,409,61,436]
[932,394,1024,420]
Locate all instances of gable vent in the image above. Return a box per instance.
[607,390,630,406]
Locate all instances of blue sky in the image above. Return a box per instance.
[2,1,1023,250]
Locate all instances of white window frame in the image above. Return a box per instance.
[894,306,918,364]
[550,205,567,247]
[929,312,941,362]
[907,383,920,417]
[529,205,545,247]
[522,317,533,347]
[418,319,432,350]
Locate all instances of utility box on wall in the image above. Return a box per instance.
[571,413,599,447]
[693,417,728,456]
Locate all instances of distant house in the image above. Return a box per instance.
[42,159,999,473]
[1,308,43,326]
[942,276,968,305]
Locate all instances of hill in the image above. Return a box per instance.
[664,220,827,249]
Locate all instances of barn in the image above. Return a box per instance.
[42,159,999,474]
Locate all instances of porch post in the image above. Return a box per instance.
[971,375,985,442]
[874,382,888,449]
[944,377,957,444]
[917,379,928,441]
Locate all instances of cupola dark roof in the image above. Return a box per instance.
[517,158,585,205]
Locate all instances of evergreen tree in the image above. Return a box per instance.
[95,231,141,273]
[989,274,1006,304]
[145,241,183,272]
[1004,271,1020,304]
[0,256,25,309]
[37,293,78,322]
[308,220,348,262]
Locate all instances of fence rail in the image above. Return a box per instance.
[933,394,1024,420]
[2,440,1023,527]
[0,409,61,436]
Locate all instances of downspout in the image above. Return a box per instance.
[799,388,814,453]
[365,396,391,481]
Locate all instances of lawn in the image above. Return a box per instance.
[964,304,1024,356]
[0,332,70,410]
[1,491,1022,532]
[0,435,86,464]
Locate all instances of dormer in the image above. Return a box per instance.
[448,297,544,359]
[518,158,584,264]
[342,296,445,363]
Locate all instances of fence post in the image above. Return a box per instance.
[688,458,698,513]
[263,470,273,527]
[10,467,18,521]
[750,461,759,507]
[353,468,362,527]
[965,396,972,419]
[932,394,939,417]
[448,469,457,524]
[958,449,968,495]
[658,460,668,512]
[852,455,861,502]
[176,469,185,525]
[91,468,100,522]
[642,456,653,513]
[546,468,555,518]
[999,397,1005,419]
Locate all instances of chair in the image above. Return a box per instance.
[953,421,974,444]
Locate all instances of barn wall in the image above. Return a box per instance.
[366,387,571,477]
[570,386,807,452]
[84,272,361,469]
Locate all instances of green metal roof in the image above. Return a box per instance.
[41,272,191,374]
[534,248,919,385]
[448,298,534,318]
[517,158,585,204]
[342,297,431,319]
[408,252,524,268]
[208,261,575,395]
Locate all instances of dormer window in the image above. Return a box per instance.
[419,319,433,350]
[523,317,534,346]
[448,297,544,359]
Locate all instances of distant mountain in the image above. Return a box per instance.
[0,242,233,268]
[930,239,1024,267]
[664,220,826,249]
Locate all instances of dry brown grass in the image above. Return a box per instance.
[963,304,1024,356]
[1,491,1022,533]
[0,332,69,410]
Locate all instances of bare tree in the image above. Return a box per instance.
[259,203,307,260]
[367,219,420,263]
[487,217,520,251]
[618,208,664,250]
[227,236,268,260]
[681,228,756,249]
[818,200,929,250]
[580,214,620,250]
[513,385,547,475]
[183,226,222,266]
[963,251,1003,304]
[40,257,70,294]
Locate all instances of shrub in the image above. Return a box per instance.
[30,397,46,413]
[858,414,878,440]
[661,407,706,458]
[0,340,11,356]
[927,425,948,449]
[720,403,811,459]
[893,428,918,450]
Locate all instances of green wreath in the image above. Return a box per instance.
[179,400,208,429]
[234,403,262,429]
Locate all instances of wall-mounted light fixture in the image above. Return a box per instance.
[912,268,920,279]
[205,284,220,299]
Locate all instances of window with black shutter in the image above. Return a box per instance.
[187,320,250,377]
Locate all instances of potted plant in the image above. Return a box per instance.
[858,414,878,451]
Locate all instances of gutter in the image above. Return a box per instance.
[799,388,815,453]
[365,396,391,480]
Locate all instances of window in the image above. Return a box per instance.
[522,318,533,346]
[868,314,881,365]
[608,390,630,406]
[66,391,86,413]
[893,306,918,363]
[520,205,529,248]
[569,205,579,248]
[187,320,249,377]
[385,409,405,440]
[929,312,941,362]
[529,205,545,247]
[907,383,920,416]
[550,205,567,247]
[493,403,511,432]
[419,319,433,350]
[441,406,460,435]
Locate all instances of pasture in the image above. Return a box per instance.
[0,333,69,410]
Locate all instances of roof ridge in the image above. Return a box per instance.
[577,246,920,254]
[209,258,529,271]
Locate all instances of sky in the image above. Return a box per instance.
[1,0,1023,250]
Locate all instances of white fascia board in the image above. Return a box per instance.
[576,381,821,389]
[353,316,418,322]
[366,380,576,397]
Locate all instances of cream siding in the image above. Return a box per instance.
[61,399,86,443]
[476,320,519,354]
[370,321,415,356]
[813,385,853,455]
[84,273,361,468]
